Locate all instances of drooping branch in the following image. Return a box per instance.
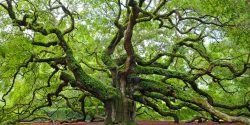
[133,94,179,123]
[142,92,202,111]
[135,52,191,66]
[15,93,55,123]
[193,60,250,80]
[134,65,250,111]
[162,87,250,124]
[179,16,234,27]
[178,41,211,62]
[187,97,250,124]
[59,94,83,115]
[47,64,59,87]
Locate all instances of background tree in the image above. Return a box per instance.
[0,0,250,125]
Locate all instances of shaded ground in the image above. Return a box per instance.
[18,121,244,125]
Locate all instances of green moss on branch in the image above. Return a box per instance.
[137,79,175,96]
[60,71,119,101]
[134,65,192,81]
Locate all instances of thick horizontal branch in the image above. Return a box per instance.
[59,71,119,101]
[135,78,175,96]
[33,57,66,64]
[134,65,192,81]
[32,41,58,47]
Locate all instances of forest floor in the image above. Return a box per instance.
[18,121,244,125]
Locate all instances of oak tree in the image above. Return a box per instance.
[0,0,250,125]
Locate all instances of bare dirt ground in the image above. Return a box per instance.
[19,121,245,125]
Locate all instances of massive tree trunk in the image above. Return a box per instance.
[104,96,136,125]
[104,73,137,125]
[102,2,139,124]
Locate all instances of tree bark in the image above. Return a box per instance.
[104,73,137,125]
